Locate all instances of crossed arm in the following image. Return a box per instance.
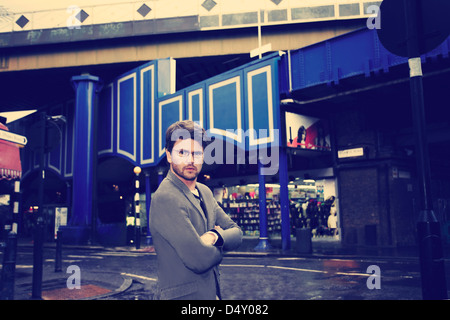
[150,193,242,273]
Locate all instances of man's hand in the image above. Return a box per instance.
[200,232,217,246]
[200,226,223,246]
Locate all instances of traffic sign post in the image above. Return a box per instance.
[377,0,449,300]
[31,112,46,300]
[0,129,27,146]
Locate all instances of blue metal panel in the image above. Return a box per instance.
[140,64,155,165]
[117,73,137,161]
[86,54,282,169]
[98,84,114,155]
[191,93,201,121]
[207,72,244,143]
[64,101,75,178]
[244,58,280,151]
[149,52,282,164]
[187,86,205,126]
[157,94,183,158]
[95,58,173,167]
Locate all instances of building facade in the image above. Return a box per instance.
[3,2,450,250]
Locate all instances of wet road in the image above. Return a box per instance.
[5,244,439,300]
[219,256,423,300]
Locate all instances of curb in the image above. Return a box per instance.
[82,278,133,300]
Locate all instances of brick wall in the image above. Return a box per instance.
[333,107,417,246]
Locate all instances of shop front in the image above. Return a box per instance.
[209,167,339,242]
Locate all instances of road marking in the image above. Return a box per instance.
[97,252,151,257]
[222,264,373,277]
[45,259,81,263]
[0,265,33,269]
[267,265,328,274]
[221,264,265,268]
[121,272,157,282]
[226,251,269,256]
[67,255,104,259]
[335,271,370,277]
[222,264,327,274]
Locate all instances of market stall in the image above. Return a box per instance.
[0,122,22,181]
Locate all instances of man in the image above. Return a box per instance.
[149,120,242,300]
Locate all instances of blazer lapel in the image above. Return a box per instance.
[166,170,207,230]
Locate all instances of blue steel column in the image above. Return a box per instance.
[70,75,101,233]
[279,147,291,251]
[254,159,271,251]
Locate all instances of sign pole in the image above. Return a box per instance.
[31,112,46,300]
[403,0,448,300]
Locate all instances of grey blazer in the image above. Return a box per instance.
[149,170,242,300]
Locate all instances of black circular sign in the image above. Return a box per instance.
[377,0,450,57]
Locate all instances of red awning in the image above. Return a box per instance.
[0,122,22,180]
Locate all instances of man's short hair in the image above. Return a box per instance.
[165,120,208,153]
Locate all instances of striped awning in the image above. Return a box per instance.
[0,123,22,180]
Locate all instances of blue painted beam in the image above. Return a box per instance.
[281,28,450,95]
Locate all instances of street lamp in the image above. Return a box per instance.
[133,166,141,250]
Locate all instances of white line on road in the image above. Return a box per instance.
[45,259,81,263]
[335,271,371,277]
[97,252,150,257]
[221,264,266,268]
[267,265,328,274]
[222,264,372,277]
[121,272,157,282]
[67,255,104,259]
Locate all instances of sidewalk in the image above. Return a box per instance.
[230,235,427,260]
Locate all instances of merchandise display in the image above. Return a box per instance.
[222,178,338,239]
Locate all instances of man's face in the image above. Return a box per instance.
[166,138,204,182]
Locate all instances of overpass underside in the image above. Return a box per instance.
[0,19,365,111]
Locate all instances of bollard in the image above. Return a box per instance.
[31,221,44,300]
[1,232,18,300]
[55,230,63,273]
[417,210,448,300]
[296,228,312,254]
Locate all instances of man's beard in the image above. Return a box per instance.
[171,163,201,181]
